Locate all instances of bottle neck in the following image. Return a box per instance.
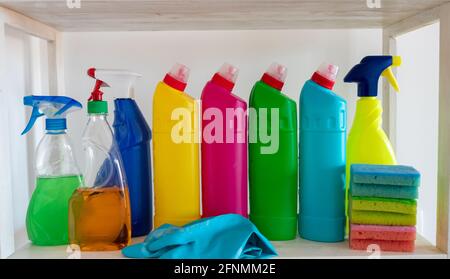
[311,72,335,90]
[261,73,284,91]
[46,129,67,135]
[353,97,382,127]
[163,74,187,91]
[88,113,108,120]
[211,73,235,91]
[46,118,67,131]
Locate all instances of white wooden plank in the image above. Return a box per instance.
[0,14,16,259]
[54,31,64,95]
[383,3,449,256]
[47,38,57,94]
[436,2,450,256]
[0,0,448,31]
[381,29,397,146]
[0,6,56,41]
[8,234,447,259]
[384,3,441,37]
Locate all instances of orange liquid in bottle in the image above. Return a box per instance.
[69,186,131,251]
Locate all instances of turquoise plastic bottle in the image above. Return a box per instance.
[299,63,346,242]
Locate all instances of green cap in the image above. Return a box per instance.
[87,100,108,114]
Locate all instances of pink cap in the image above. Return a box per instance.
[261,63,287,90]
[212,63,239,91]
[311,63,339,90]
[164,63,190,91]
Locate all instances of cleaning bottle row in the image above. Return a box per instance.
[22,55,401,251]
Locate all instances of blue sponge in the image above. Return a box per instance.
[351,164,420,187]
[351,182,419,200]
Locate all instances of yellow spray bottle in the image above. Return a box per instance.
[343,55,401,227]
[153,63,200,227]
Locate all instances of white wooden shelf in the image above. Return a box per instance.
[1,1,449,259]
[0,0,449,31]
[8,234,446,259]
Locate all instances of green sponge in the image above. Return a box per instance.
[351,196,417,215]
[351,210,416,226]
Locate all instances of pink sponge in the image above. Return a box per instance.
[350,225,416,252]
[350,224,416,241]
[350,239,415,252]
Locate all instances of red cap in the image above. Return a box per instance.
[311,72,334,90]
[261,63,287,91]
[163,63,190,91]
[211,63,239,91]
[212,73,235,91]
[163,74,187,91]
[311,63,339,90]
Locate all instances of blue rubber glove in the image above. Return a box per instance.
[122,214,277,259]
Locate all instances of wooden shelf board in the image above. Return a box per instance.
[8,234,447,259]
[0,0,449,31]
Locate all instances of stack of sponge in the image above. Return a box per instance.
[349,164,420,252]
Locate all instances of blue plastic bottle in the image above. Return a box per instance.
[88,68,152,237]
[299,63,346,242]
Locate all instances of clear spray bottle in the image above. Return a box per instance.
[68,69,131,251]
[22,95,83,246]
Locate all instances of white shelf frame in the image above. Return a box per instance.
[382,2,450,257]
[0,6,63,258]
[0,2,449,259]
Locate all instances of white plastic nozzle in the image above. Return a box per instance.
[94,69,142,99]
[217,63,239,84]
[266,63,288,83]
[316,63,339,82]
[168,63,190,84]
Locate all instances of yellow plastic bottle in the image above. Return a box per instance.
[343,56,401,229]
[153,63,200,227]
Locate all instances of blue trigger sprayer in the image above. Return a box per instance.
[22,95,82,135]
[88,68,153,236]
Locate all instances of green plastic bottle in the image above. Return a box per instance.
[249,63,298,240]
[22,95,83,245]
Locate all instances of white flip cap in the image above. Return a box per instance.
[217,63,239,84]
[265,63,288,83]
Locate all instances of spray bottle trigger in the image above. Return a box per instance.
[381,67,400,92]
[55,99,80,116]
[21,106,44,135]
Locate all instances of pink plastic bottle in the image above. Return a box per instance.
[201,63,248,218]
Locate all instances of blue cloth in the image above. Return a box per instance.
[122,214,277,259]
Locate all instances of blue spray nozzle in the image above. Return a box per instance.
[344,55,401,97]
[22,95,82,135]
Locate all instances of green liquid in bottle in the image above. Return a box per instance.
[26,175,83,246]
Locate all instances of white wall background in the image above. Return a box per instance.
[396,23,440,245]
[4,28,384,257]
[62,29,382,162]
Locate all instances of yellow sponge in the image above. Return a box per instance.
[351,196,416,215]
[351,210,416,226]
